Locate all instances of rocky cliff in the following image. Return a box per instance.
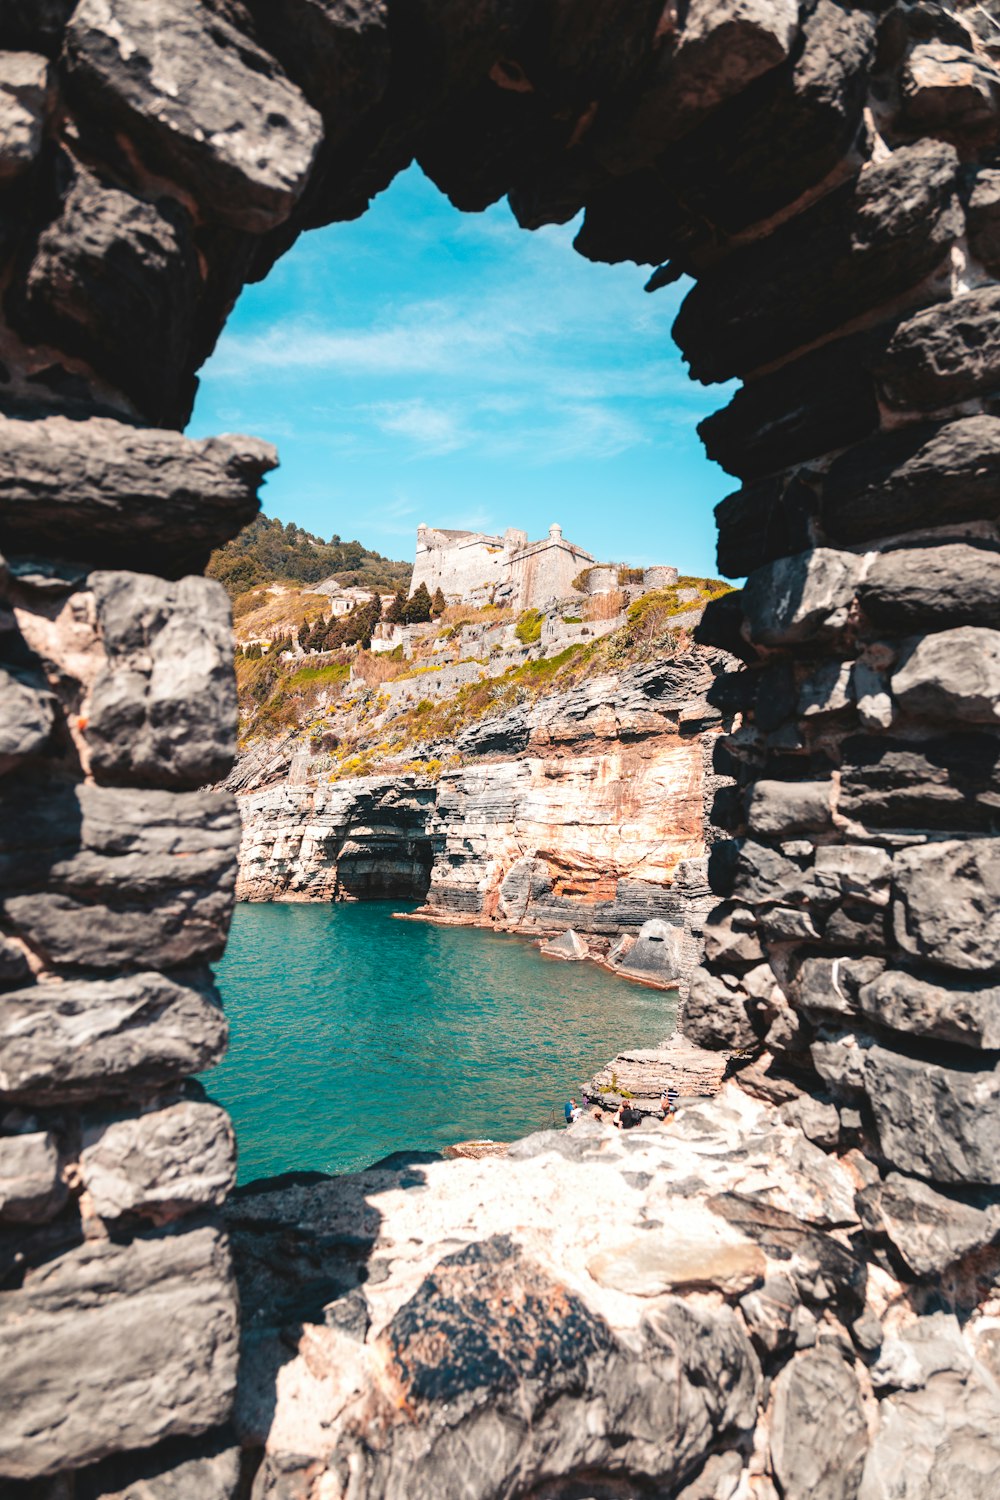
[234,646,733,986]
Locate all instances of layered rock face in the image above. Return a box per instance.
[236,650,730,984]
[2,0,1000,1495]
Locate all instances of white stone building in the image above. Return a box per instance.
[410,522,595,610]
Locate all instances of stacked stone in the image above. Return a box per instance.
[1,0,999,1494]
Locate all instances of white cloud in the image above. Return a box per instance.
[368,399,465,454]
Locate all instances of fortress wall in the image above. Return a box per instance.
[409,530,510,601]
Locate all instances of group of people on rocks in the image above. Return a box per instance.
[563,1086,678,1130]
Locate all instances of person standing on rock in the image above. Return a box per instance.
[564,1097,576,1125]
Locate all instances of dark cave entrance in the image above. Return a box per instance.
[333,836,435,901]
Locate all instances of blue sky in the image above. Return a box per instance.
[189,165,735,578]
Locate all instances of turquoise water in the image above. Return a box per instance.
[207,902,676,1183]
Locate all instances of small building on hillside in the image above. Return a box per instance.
[410,522,595,610]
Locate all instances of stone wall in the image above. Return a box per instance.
[2,0,1000,1495]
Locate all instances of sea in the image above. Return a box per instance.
[207,901,677,1183]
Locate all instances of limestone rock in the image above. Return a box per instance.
[777,1094,841,1151]
[875,286,1000,412]
[891,627,1000,724]
[64,0,323,234]
[966,164,1000,274]
[0,971,228,1103]
[85,571,237,789]
[0,664,55,774]
[748,779,834,837]
[892,838,1000,974]
[859,1313,1000,1499]
[0,1130,66,1223]
[742,548,862,646]
[858,968,1000,1050]
[11,154,201,426]
[587,1211,765,1297]
[0,50,50,180]
[822,415,1000,546]
[702,901,764,966]
[839,731,1000,832]
[56,1429,242,1500]
[682,967,756,1051]
[771,1348,868,1500]
[859,543,1000,630]
[0,1223,239,1479]
[81,1101,236,1223]
[865,1046,1000,1186]
[739,1273,798,1356]
[0,413,275,577]
[858,1171,1000,1277]
[1,783,241,971]
[0,931,31,989]
[539,926,588,960]
[616,917,685,984]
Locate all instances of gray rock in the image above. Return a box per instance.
[891,626,1000,724]
[892,838,1000,974]
[85,572,236,789]
[858,968,1000,1049]
[0,971,228,1103]
[742,548,862,646]
[796,955,885,1022]
[617,918,684,983]
[865,1045,1000,1186]
[799,658,854,717]
[0,413,275,577]
[64,0,323,234]
[61,1429,241,1500]
[967,164,1000,273]
[81,1101,236,1223]
[778,1094,841,1150]
[823,415,1000,546]
[702,901,764,966]
[876,287,1000,413]
[860,542,1000,630]
[0,1130,66,1223]
[682,967,756,1051]
[811,1030,875,1101]
[859,1170,1000,1276]
[0,49,50,180]
[2,784,240,971]
[740,1273,799,1356]
[900,39,1000,138]
[771,1347,868,1500]
[859,1313,1000,1499]
[539,927,587,960]
[747,779,833,837]
[0,931,31,989]
[12,153,201,427]
[0,664,56,774]
[0,1223,239,1479]
[673,1451,747,1500]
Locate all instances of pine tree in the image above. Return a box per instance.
[431,586,446,618]
[403,581,433,624]
[297,620,311,650]
[386,587,405,624]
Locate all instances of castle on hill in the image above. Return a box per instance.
[409,522,596,610]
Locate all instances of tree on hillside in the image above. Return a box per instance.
[385,587,406,624]
[297,620,311,650]
[431,587,446,618]
[403,582,433,624]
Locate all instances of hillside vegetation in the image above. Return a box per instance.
[208,515,412,599]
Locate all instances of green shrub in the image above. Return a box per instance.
[515,608,544,644]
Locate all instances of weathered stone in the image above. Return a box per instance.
[673,140,962,382]
[715,471,817,578]
[539,926,588,960]
[588,1210,765,1297]
[858,1171,1000,1276]
[1,784,240,971]
[0,932,31,989]
[966,164,1000,274]
[795,955,885,1023]
[770,1348,868,1500]
[875,287,1000,412]
[0,664,55,774]
[742,548,862,646]
[0,972,228,1103]
[85,572,236,789]
[702,901,764,966]
[858,968,1000,1049]
[739,1273,798,1356]
[11,155,201,427]
[0,1130,66,1223]
[859,1312,1000,1499]
[891,626,1000,724]
[58,1429,242,1500]
[64,0,323,234]
[822,415,1000,545]
[839,731,1000,832]
[0,50,50,181]
[699,329,882,481]
[81,1101,236,1223]
[799,658,854,718]
[602,0,800,169]
[777,1094,841,1151]
[860,543,1000,631]
[748,779,834,837]
[811,1030,874,1101]
[865,1045,1000,1186]
[616,917,685,984]
[892,837,1000,974]
[683,968,756,1051]
[0,413,275,577]
[900,39,1000,140]
[0,1223,239,1479]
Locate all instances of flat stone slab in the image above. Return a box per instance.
[588,1033,732,1102]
